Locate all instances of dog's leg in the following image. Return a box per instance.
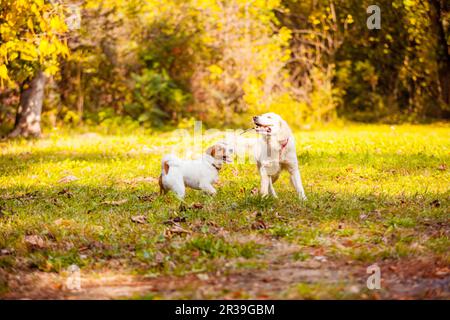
[289,169,307,200]
[259,169,270,197]
[268,177,278,198]
[200,183,217,196]
[171,178,186,200]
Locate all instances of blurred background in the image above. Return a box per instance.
[0,0,449,136]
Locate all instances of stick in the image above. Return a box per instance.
[239,128,256,135]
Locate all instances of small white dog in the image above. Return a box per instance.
[159,142,234,199]
[253,112,307,200]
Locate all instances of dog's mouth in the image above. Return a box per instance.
[254,121,273,133]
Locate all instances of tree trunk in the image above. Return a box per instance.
[8,71,46,138]
[430,0,450,112]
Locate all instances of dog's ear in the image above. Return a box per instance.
[278,119,292,142]
[206,145,217,158]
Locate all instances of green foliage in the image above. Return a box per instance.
[1,0,449,133]
[124,60,191,126]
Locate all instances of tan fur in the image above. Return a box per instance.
[163,161,170,174]
[158,174,166,195]
[159,161,170,195]
[206,145,216,158]
[207,144,225,159]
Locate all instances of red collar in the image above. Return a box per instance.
[279,138,289,158]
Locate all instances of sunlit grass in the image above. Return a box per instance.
[0,123,449,298]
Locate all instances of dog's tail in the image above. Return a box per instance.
[158,174,167,195]
[161,154,179,174]
[159,155,179,195]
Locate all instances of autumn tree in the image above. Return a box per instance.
[0,0,69,137]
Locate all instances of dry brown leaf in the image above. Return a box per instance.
[57,189,73,198]
[435,267,449,277]
[164,224,191,238]
[138,193,157,202]
[251,219,268,230]
[190,203,204,210]
[430,199,441,208]
[102,199,128,205]
[437,164,447,171]
[163,216,186,225]
[169,224,191,234]
[24,235,46,249]
[131,215,147,224]
[0,248,14,255]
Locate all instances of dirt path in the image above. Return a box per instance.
[2,238,449,299]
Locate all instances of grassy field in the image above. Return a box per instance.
[0,124,449,299]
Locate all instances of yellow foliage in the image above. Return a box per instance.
[0,0,69,87]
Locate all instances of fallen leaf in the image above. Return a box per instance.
[251,219,268,230]
[57,189,73,198]
[169,224,191,234]
[164,224,191,238]
[58,175,79,184]
[0,248,13,255]
[435,268,449,277]
[437,164,447,171]
[163,216,186,225]
[131,215,147,224]
[430,199,441,208]
[102,199,128,205]
[190,203,204,210]
[24,235,46,249]
[0,192,39,200]
[138,193,157,202]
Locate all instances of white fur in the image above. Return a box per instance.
[253,112,307,200]
[160,143,233,200]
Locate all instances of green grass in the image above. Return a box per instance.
[0,124,449,299]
